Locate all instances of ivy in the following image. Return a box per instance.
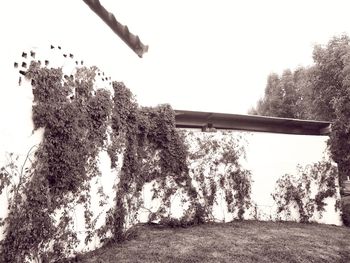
[185,132,252,221]
[0,61,112,262]
[101,83,197,241]
[0,51,257,261]
[1,52,339,261]
[1,52,338,261]
[272,159,339,223]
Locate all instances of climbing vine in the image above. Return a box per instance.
[100,82,198,241]
[0,56,203,261]
[0,61,112,262]
[3,47,337,262]
[272,159,339,223]
[185,131,252,221]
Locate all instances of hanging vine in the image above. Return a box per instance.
[100,82,199,241]
[0,48,297,262]
[0,61,112,262]
[185,131,252,221]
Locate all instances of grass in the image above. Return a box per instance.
[76,221,350,263]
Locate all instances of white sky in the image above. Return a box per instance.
[1,0,350,114]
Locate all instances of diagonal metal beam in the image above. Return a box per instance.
[82,0,148,58]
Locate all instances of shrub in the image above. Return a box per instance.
[342,203,350,227]
[272,160,339,223]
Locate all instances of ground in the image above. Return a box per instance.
[75,221,350,263]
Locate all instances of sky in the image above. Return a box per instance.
[1,0,350,114]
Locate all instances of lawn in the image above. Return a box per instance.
[75,221,350,263]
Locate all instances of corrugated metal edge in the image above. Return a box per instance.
[82,0,148,57]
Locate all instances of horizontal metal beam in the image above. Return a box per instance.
[82,0,148,57]
[175,110,332,136]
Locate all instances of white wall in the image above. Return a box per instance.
[240,131,340,224]
[0,47,342,258]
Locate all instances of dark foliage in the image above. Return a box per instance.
[342,203,350,227]
[0,63,112,262]
[1,55,253,261]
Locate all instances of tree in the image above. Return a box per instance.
[291,67,315,119]
[310,35,350,121]
[311,35,350,183]
[251,70,301,118]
